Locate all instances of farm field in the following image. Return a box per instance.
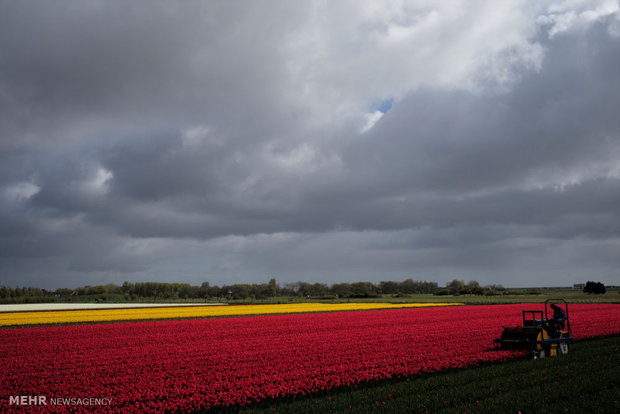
[1,303,619,412]
[237,335,620,414]
[0,302,462,326]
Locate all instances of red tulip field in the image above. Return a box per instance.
[1,303,619,412]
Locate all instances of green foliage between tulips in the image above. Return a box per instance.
[226,335,619,414]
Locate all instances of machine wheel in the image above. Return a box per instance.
[559,342,569,355]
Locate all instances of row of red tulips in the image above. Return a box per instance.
[1,303,619,412]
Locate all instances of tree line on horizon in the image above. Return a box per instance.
[0,278,608,303]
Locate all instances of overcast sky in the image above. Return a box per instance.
[1,1,620,289]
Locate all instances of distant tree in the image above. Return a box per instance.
[446,280,466,295]
[178,284,197,299]
[483,284,505,296]
[378,281,399,295]
[102,284,122,295]
[254,282,271,299]
[267,278,278,297]
[466,280,483,295]
[330,283,352,298]
[418,281,438,294]
[207,284,222,298]
[350,282,378,298]
[230,284,250,300]
[293,282,330,297]
[200,282,210,298]
[279,283,299,296]
[121,281,133,295]
[583,281,606,294]
[311,283,329,297]
[399,279,418,294]
[0,286,11,298]
[297,282,313,297]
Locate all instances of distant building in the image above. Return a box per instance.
[573,283,585,289]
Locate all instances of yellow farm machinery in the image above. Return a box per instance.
[494,299,573,358]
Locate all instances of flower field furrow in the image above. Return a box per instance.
[0,304,619,413]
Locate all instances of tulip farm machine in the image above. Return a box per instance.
[494,299,573,358]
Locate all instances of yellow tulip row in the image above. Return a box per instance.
[0,302,464,327]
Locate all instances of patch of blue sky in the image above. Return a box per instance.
[375,98,393,114]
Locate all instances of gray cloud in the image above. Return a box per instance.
[1,1,619,289]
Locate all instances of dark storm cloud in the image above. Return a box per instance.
[0,1,619,288]
[0,0,305,148]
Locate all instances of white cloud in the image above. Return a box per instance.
[3,182,40,202]
[523,156,620,192]
[181,125,215,148]
[81,165,113,196]
[608,11,620,37]
[360,111,384,133]
[538,0,620,38]
[284,0,544,125]
[269,143,318,170]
